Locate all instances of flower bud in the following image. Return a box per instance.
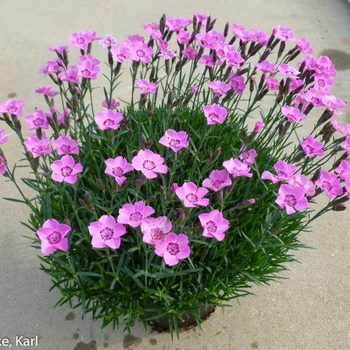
[332,204,346,211]
[96,178,105,191]
[311,168,321,182]
[316,109,334,127]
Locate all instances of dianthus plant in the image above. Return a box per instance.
[0,13,348,339]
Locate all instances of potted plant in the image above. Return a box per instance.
[0,12,348,339]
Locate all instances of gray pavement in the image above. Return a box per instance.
[0,1,350,349]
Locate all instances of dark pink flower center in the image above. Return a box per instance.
[166,242,179,255]
[150,228,165,241]
[208,112,219,121]
[212,179,224,189]
[104,119,115,127]
[318,79,325,87]
[206,220,217,233]
[81,69,91,77]
[77,38,85,45]
[304,145,314,154]
[137,49,145,57]
[277,170,288,178]
[112,167,124,177]
[142,160,156,170]
[7,105,17,113]
[129,211,142,222]
[47,231,62,244]
[61,166,73,177]
[60,145,71,153]
[322,181,332,191]
[100,227,114,240]
[33,118,44,127]
[284,194,297,207]
[169,139,180,147]
[186,193,198,203]
[32,146,44,153]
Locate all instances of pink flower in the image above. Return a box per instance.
[154,232,190,266]
[52,135,79,156]
[35,85,59,98]
[76,54,100,80]
[24,133,52,158]
[175,182,209,208]
[273,25,295,41]
[94,109,123,130]
[315,56,337,76]
[37,219,71,255]
[0,130,8,144]
[297,38,313,54]
[265,76,280,91]
[253,121,264,133]
[239,148,257,166]
[131,149,167,179]
[288,174,315,196]
[104,156,134,186]
[334,160,350,181]
[129,41,153,64]
[340,136,350,155]
[261,160,296,183]
[88,215,126,249]
[313,73,334,92]
[275,184,308,215]
[228,75,246,94]
[117,200,155,227]
[300,135,324,157]
[142,23,162,40]
[0,156,6,175]
[321,95,347,115]
[102,98,120,109]
[196,32,219,49]
[281,106,306,123]
[165,16,192,32]
[182,46,197,60]
[315,170,343,199]
[140,216,172,245]
[222,158,252,179]
[24,109,49,130]
[110,43,131,63]
[208,81,231,96]
[255,60,276,74]
[135,79,157,95]
[0,100,24,116]
[49,45,69,54]
[99,34,117,48]
[199,54,216,68]
[70,31,94,50]
[158,129,189,153]
[202,169,232,192]
[225,50,244,68]
[198,210,230,241]
[176,30,191,44]
[158,49,177,60]
[278,64,299,78]
[203,104,228,125]
[50,155,83,184]
[58,67,79,84]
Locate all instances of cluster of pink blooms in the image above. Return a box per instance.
[1,12,349,267]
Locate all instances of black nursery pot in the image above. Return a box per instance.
[147,304,215,330]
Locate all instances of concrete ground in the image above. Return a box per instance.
[0,0,350,349]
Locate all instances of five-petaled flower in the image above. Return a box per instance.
[135,79,157,95]
[261,160,296,183]
[202,169,232,192]
[275,184,308,215]
[51,155,83,184]
[95,109,123,130]
[175,182,209,207]
[223,158,253,179]
[154,232,190,266]
[198,210,230,241]
[300,135,324,157]
[88,215,126,249]
[132,149,167,179]
[203,104,228,125]
[52,135,79,155]
[37,219,71,255]
[25,109,49,130]
[24,133,52,158]
[140,216,172,245]
[104,156,134,186]
[158,129,189,153]
[315,170,343,199]
[117,200,155,227]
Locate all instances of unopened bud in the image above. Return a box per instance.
[96,178,105,191]
[311,168,322,182]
